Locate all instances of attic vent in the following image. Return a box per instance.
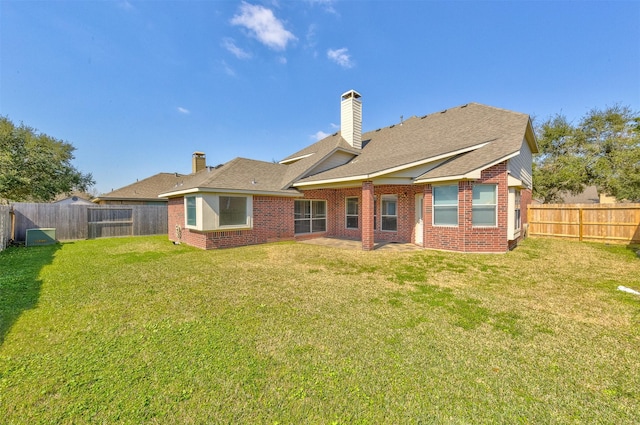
[389,124,395,129]
[375,128,381,132]
[421,114,428,119]
[461,104,468,108]
[440,109,447,114]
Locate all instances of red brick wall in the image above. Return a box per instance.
[167,195,295,249]
[167,162,517,252]
[301,184,418,245]
[423,162,510,253]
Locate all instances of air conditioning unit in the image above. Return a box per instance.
[26,228,56,247]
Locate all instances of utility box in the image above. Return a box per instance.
[26,228,57,247]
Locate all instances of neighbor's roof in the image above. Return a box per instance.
[292,102,537,186]
[158,158,302,198]
[93,172,187,202]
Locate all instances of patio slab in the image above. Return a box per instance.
[299,237,423,252]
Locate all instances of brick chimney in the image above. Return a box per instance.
[192,151,206,173]
[341,90,362,149]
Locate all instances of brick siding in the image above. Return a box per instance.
[167,162,531,253]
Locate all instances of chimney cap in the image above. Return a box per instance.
[341,90,361,100]
[193,151,206,157]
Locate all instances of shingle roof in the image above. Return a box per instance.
[94,172,187,202]
[158,102,535,197]
[293,103,535,185]
[159,158,301,197]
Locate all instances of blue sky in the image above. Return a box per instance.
[1,0,638,195]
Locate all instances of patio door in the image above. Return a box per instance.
[415,194,424,246]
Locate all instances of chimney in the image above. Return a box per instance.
[341,90,362,149]
[192,151,206,173]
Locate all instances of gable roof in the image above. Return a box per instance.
[159,101,536,198]
[94,172,187,202]
[293,103,536,186]
[159,158,301,198]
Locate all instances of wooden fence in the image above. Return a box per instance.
[11,203,168,242]
[527,204,640,244]
[0,205,11,251]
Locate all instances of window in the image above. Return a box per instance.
[219,196,247,227]
[346,197,359,229]
[433,184,458,226]
[514,190,521,232]
[184,194,252,231]
[472,184,497,227]
[381,195,397,231]
[295,200,326,234]
[186,196,197,226]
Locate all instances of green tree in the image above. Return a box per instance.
[533,106,640,203]
[0,116,94,202]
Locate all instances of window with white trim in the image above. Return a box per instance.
[219,196,248,227]
[295,200,326,234]
[346,197,359,229]
[184,194,252,231]
[433,184,458,226]
[186,196,197,227]
[472,184,497,227]
[381,195,398,231]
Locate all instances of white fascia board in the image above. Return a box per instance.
[294,142,490,188]
[293,174,370,187]
[159,187,303,198]
[279,152,315,164]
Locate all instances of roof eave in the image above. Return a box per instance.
[293,141,492,188]
[159,187,303,198]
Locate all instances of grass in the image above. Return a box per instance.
[1,236,639,424]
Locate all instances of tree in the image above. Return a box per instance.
[533,106,640,203]
[0,116,94,202]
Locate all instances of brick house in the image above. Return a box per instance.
[160,90,538,252]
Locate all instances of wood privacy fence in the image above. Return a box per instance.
[11,203,168,242]
[0,205,11,251]
[527,204,640,244]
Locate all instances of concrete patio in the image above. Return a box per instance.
[299,237,424,252]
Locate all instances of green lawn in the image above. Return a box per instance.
[1,236,639,424]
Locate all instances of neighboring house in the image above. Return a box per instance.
[558,186,617,204]
[53,195,94,206]
[93,153,208,205]
[159,90,538,253]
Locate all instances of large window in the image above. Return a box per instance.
[381,195,397,231]
[472,184,497,227]
[184,194,252,231]
[219,196,248,227]
[433,184,458,226]
[186,196,197,226]
[346,197,359,229]
[295,200,326,234]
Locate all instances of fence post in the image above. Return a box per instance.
[579,207,583,242]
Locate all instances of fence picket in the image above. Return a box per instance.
[11,203,168,242]
[527,204,640,244]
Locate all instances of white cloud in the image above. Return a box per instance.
[177,107,190,115]
[117,1,134,11]
[221,60,236,77]
[312,130,331,141]
[306,0,338,15]
[327,47,354,68]
[222,38,252,59]
[231,2,296,51]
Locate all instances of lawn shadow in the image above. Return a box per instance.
[0,243,59,346]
